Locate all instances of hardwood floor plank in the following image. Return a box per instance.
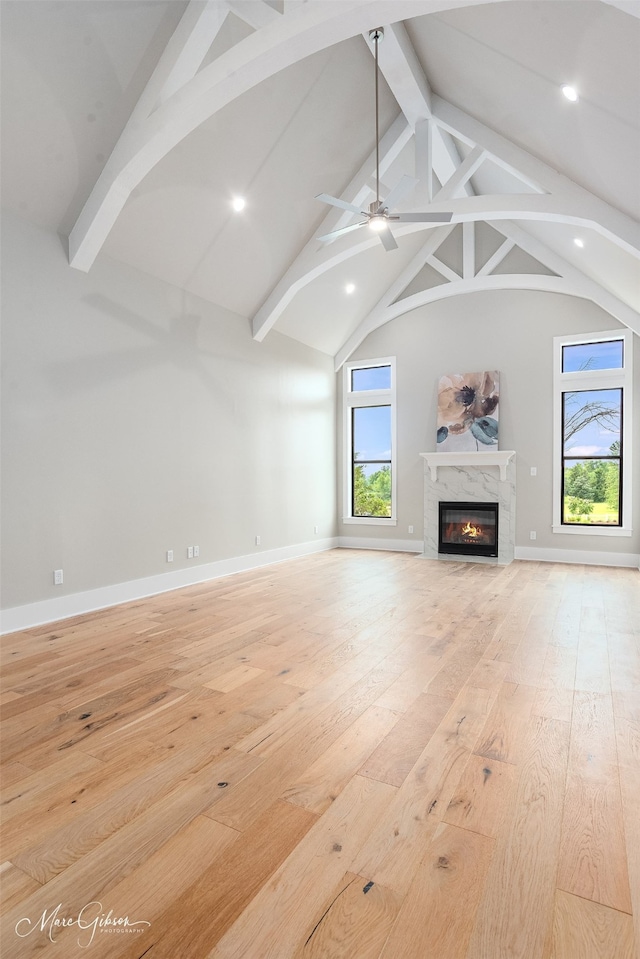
[465,716,571,959]
[473,681,537,765]
[0,861,42,915]
[546,889,635,959]
[113,801,317,959]
[291,872,401,959]
[443,753,516,839]
[0,749,104,824]
[532,686,574,723]
[613,690,640,951]
[557,690,632,913]
[351,684,497,896]
[379,823,494,959]
[207,666,400,832]
[282,704,399,814]
[234,652,396,759]
[210,776,396,959]
[25,816,240,958]
[1,752,265,959]
[9,745,261,882]
[0,761,35,788]
[1,553,637,959]
[358,693,451,787]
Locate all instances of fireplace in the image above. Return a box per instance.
[438,501,499,558]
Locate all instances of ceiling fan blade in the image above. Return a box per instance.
[317,221,367,243]
[395,212,454,222]
[382,175,419,212]
[378,227,398,252]
[315,193,366,216]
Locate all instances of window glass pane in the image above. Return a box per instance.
[352,406,391,461]
[351,365,391,391]
[562,340,623,373]
[352,463,392,517]
[563,388,621,456]
[563,459,620,525]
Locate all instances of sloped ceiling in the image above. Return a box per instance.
[1,0,639,366]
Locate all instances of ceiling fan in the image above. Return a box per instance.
[316,27,453,252]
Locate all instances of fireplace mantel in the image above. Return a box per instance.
[420,450,516,482]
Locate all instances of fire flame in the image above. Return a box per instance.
[461,521,482,539]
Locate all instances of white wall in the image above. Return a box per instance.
[338,289,640,561]
[1,214,337,616]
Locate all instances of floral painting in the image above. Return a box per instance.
[436,371,500,451]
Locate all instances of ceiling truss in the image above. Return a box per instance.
[66,0,640,366]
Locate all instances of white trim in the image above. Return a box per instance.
[552,524,632,537]
[4,537,637,633]
[514,546,640,568]
[0,538,338,635]
[338,537,421,552]
[342,517,397,526]
[420,450,515,482]
[344,356,397,523]
[552,328,633,535]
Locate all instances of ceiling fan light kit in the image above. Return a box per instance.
[315,26,453,251]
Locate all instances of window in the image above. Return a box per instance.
[344,358,396,525]
[553,330,633,535]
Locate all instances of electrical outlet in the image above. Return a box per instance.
[314,525,319,535]
[530,531,537,540]
[187,546,194,559]
[408,525,414,534]
[530,466,537,476]
[53,569,63,585]
[255,535,261,546]
[194,545,199,558]
[167,550,174,563]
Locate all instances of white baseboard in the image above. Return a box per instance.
[0,538,339,635]
[338,536,423,553]
[3,537,637,634]
[514,545,640,568]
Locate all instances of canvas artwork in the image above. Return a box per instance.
[436,371,500,451]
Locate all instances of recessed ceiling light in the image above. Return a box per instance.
[231,196,246,212]
[345,283,356,294]
[573,238,585,248]
[562,85,578,102]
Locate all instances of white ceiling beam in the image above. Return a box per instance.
[68,0,501,272]
[335,272,640,370]
[336,274,569,370]
[491,221,640,334]
[130,1,230,123]
[252,114,412,341]
[414,119,432,202]
[324,115,412,240]
[462,221,475,279]
[228,1,281,29]
[476,237,516,277]
[426,255,460,283]
[375,22,433,124]
[261,189,639,358]
[365,22,472,201]
[434,145,486,202]
[432,97,640,258]
[334,226,456,369]
[69,0,231,271]
[600,0,640,18]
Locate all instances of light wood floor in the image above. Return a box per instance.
[1,550,638,959]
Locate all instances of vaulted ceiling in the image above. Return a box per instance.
[2,0,639,368]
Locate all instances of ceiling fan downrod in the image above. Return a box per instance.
[369,27,384,210]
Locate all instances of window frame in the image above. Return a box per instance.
[553,329,633,537]
[343,357,397,526]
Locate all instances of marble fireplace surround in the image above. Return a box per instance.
[420,451,516,565]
